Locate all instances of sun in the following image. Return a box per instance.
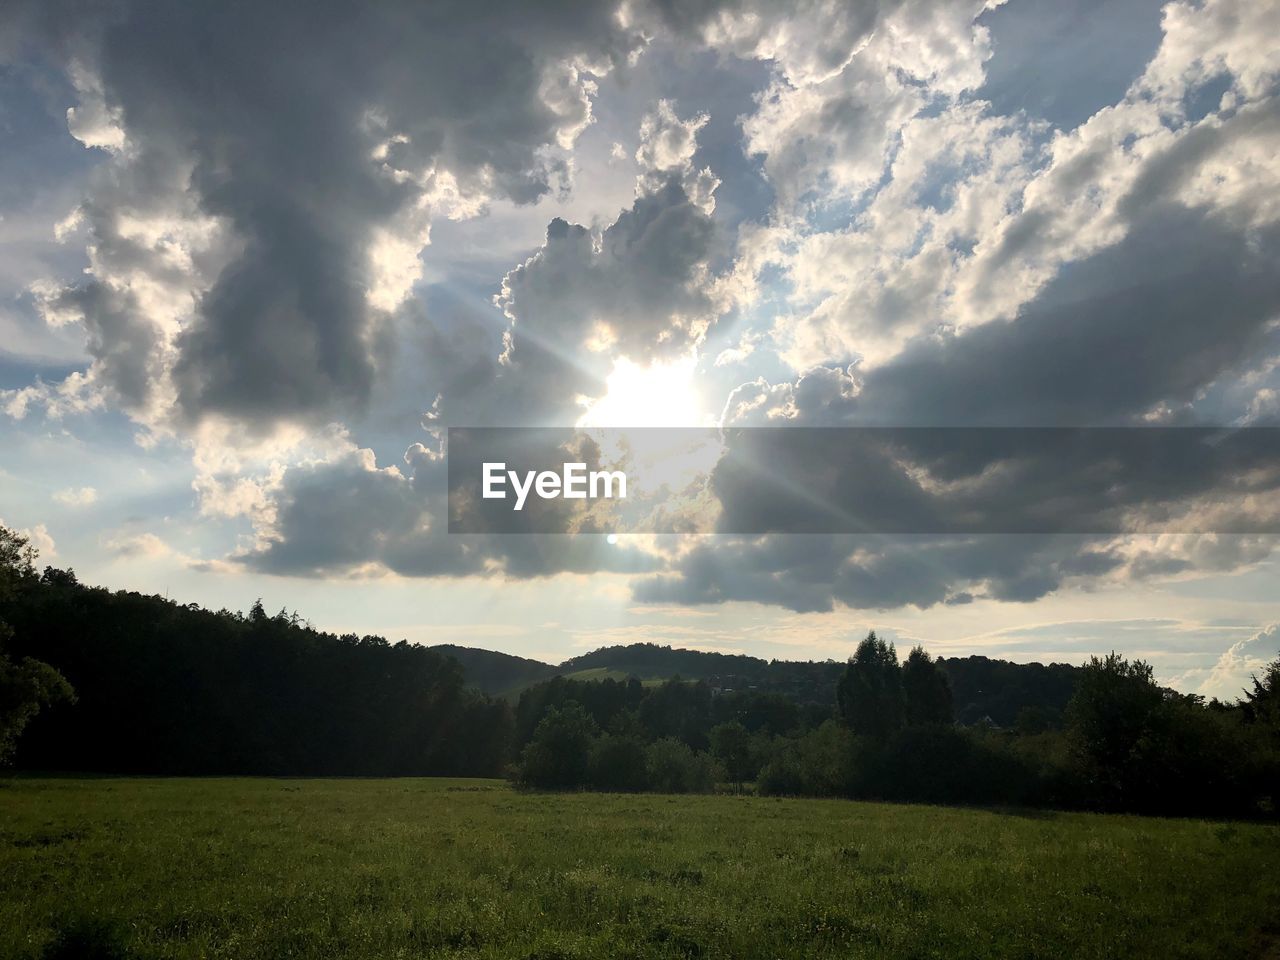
[576,355,711,428]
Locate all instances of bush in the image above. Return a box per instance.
[645,738,718,793]
[757,721,858,797]
[516,703,599,789]
[863,725,1041,806]
[1065,653,1164,808]
[1125,697,1254,816]
[588,734,650,792]
[709,721,753,785]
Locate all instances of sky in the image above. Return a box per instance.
[1,0,1278,698]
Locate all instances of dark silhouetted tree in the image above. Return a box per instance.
[902,646,953,726]
[710,721,752,787]
[645,737,718,793]
[836,632,904,738]
[0,525,75,764]
[1066,652,1165,807]
[1244,655,1280,729]
[517,703,599,788]
[1,545,511,777]
[588,734,649,792]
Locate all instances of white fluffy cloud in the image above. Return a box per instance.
[1198,623,1280,700]
[52,486,98,507]
[739,0,1280,372]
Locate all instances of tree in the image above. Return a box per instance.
[710,721,752,787]
[836,632,904,738]
[757,721,858,798]
[588,734,649,792]
[0,656,74,764]
[1244,655,1280,730]
[0,524,76,764]
[516,703,599,789]
[1241,655,1280,810]
[645,737,718,794]
[39,566,77,587]
[901,646,953,726]
[2,537,511,777]
[1065,652,1164,807]
[0,525,37,586]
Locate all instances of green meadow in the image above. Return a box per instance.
[2,777,1278,960]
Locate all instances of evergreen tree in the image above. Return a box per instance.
[836,631,904,738]
[902,646,953,726]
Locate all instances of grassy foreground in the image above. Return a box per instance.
[2,778,1278,959]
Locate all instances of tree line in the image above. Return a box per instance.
[510,633,1280,816]
[3,523,1278,817]
[451,639,1085,729]
[0,527,511,776]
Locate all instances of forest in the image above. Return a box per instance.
[2,524,1278,817]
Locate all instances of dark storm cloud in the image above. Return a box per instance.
[4,0,651,429]
[246,186,1280,592]
[242,441,658,579]
[654,183,1280,609]
[499,179,720,365]
[633,533,1127,613]
[409,174,723,429]
[859,208,1280,427]
[38,281,162,413]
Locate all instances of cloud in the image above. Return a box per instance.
[238,437,660,581]
[496,177,721,366]
[734,0,995,213]
[52,486,97,506]
[688,200,1280,609]
[103,531,171,559]
[854,203,1280,427]
[631,533,1126,614]
[2,520,56,560]
[412,100,728,428]
[2,0,649,434]
[174,0,1280,611]
[634,99,719,212]
[744,0,1280,374]
[1198,623,1280,701]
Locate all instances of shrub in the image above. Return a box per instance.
[709,721,753,785]
[863,725,1040,806]
[645,738,718,793]
[516,703,598,789]
[588,734,649,792]
[757,722,858,797]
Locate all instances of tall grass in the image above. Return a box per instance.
[1,777,1277,959]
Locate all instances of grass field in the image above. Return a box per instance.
[2,778,1278,959]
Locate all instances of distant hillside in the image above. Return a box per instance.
[561,643,844,704]
[431,644,557,695]
[937,655,1081,727]
[438,641,1086,727]
[562,643,768,679]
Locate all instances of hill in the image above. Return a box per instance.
[429,644,557,695]
[938,655,1081,727]
[560,643,845,700]
[440,640,1083,726]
